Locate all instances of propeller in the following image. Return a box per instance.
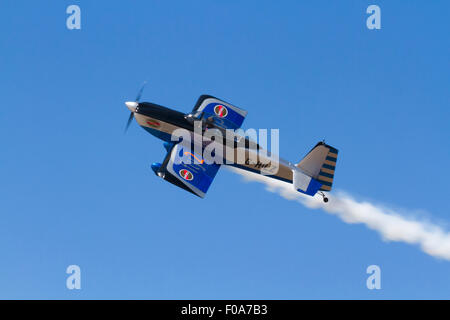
[124,81,147,133]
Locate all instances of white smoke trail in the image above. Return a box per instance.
[228,167,450,261]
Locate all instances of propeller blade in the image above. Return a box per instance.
[135,81,147,102]
[125,82,147,133]
[124,112,134,133]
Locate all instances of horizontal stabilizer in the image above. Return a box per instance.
[293,169,322,196]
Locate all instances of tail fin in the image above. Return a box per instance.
[296,142,338,191]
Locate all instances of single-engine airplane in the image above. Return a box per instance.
[124,85,338,202]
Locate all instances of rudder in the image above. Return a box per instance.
[296,142,338,192]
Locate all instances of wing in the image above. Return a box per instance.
[158,142,221,198]
[192,95,247,130]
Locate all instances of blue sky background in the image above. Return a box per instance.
[0,1,449,299]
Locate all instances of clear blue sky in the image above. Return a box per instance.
[1,1,449,299]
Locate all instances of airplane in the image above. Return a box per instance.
[124,85,338,202]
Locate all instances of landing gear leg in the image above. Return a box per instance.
[318,191,329,203]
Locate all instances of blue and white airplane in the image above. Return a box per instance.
[124,87,338,202]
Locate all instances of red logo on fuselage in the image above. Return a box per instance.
[214,105,228,118]
[146,119,160,127]
[179,169,194,181]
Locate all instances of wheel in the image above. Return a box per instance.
[323,197,329,203]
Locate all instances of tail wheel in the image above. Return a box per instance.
[318,191,329,203]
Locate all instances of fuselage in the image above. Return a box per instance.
[130,101,297,184]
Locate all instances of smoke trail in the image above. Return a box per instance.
[229,167,450,261]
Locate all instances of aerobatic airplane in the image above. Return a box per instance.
[124,85,338,202]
